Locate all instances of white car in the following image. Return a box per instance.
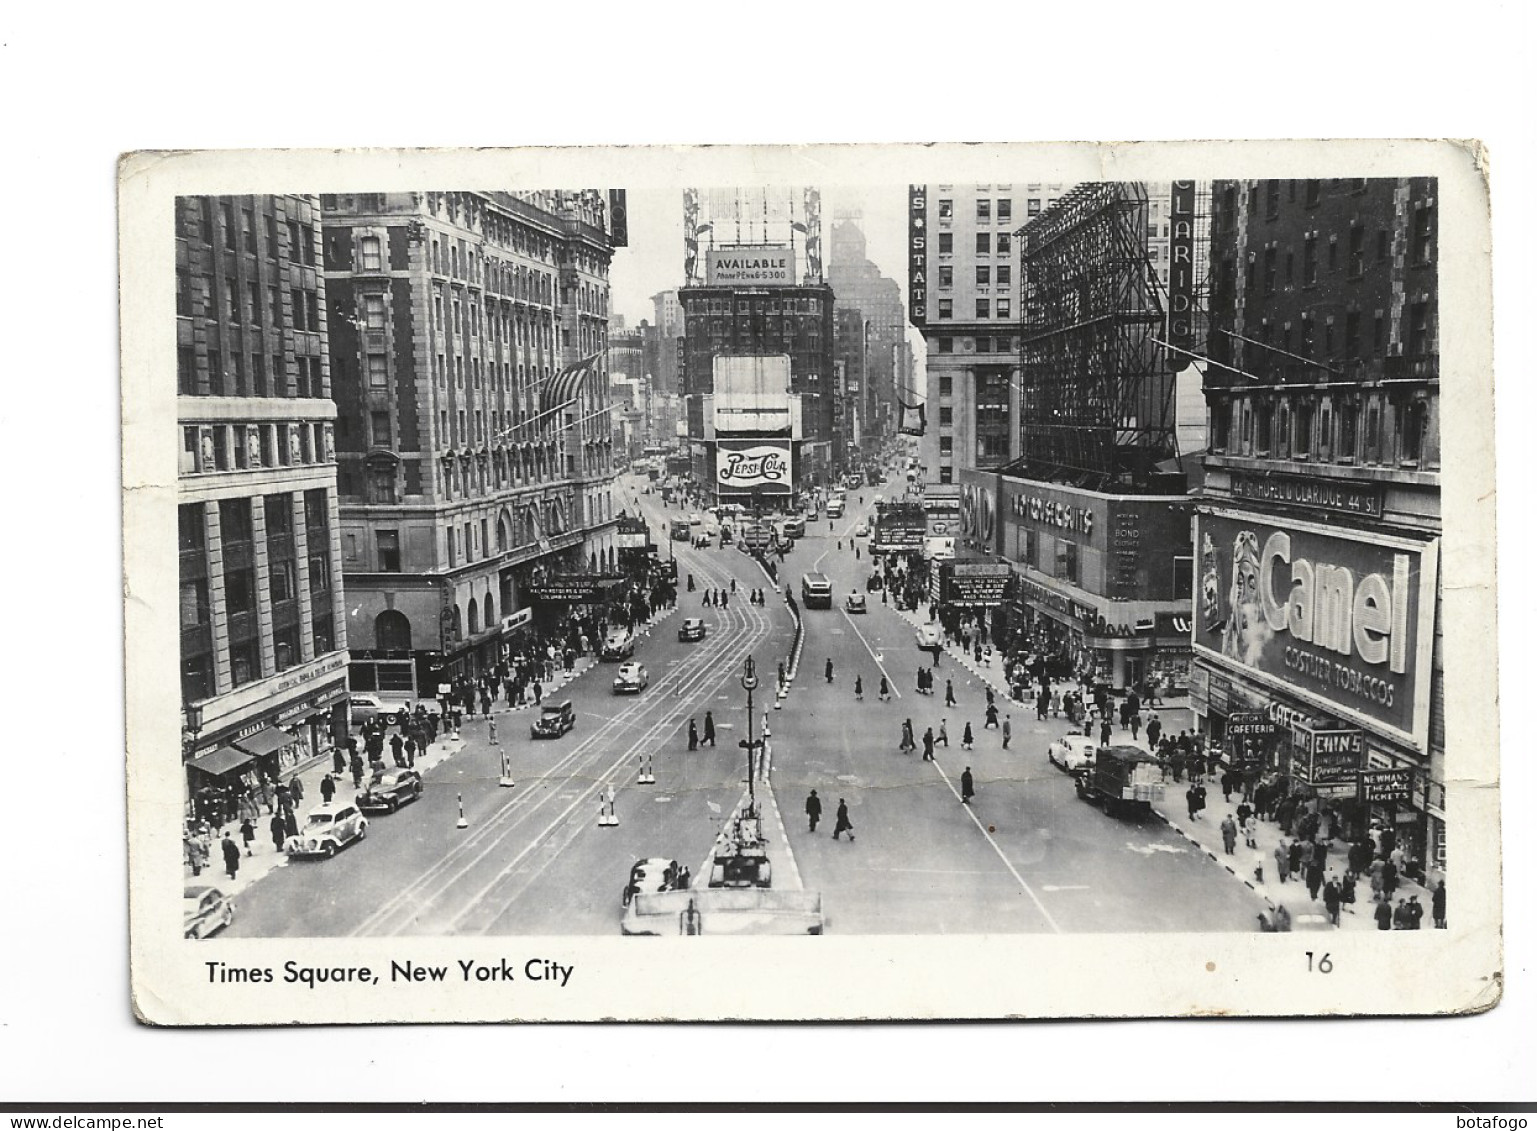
[612,662,649,694]
[845,592,867,614]
[915,624,942,649]
[853,522,869,537]
[1047,734,1100,772]
[284,802,368,858]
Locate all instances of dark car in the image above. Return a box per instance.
[678,617,707,642]
[357,769,424,813]
[531,699,576,739]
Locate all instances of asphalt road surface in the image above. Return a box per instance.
[228,476,1266,937]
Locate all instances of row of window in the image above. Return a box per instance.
[179,491,335,701]
[934,335,1021,355]
[187,198,316,269]
[936,198,1043,223]
[932,231,1013,257]
[686,296,825,315]
[176,270,322,337]
[178,345,324,400]
[1242,217,1429,295]
[934,298,1012,320]
[1211,391,1435,469]
[182,421,330,475]
[937,263,1014,289]
[1239,300,1433,371]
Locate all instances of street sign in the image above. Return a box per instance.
[1358,768,1414,804]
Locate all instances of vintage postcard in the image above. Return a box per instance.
[121,141,1499,1024]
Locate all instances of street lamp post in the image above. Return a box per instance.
[740,656,759,803]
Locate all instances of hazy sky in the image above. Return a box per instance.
[609,184,913,338]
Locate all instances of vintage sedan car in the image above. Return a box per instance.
[612,662,649,694]
[845,592,867,614]
[914,624,942,649]
[357,769,424,813]
[531,699,576,739]
[350,693,438,727]
[600,631,635,661]
[1047,733,1100,773]
[853,521,870,537]
[678,617,707,642]
[622,857,685,907]
[183,884,235,939]
[284,802,368,858]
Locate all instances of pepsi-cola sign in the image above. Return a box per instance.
[715,441,793,495]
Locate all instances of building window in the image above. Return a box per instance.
[1265,180,1281,218]
[939,375,953,397]
[938,299,953,320]
[1349,224,1365,277]
[1413,203,1434,266]
[939,436,952,454]
[1378,229,1391,262]
[975,233,990,255]
[996,298,1011,319]
[1345,311,1362,359]
[938,265,953,289]
[976,199,991,222]
[1254,401,1272,455]
[938,232,953,254]
[1400,400,1428,465]
[1303,235,1318,286]
[376,530,402,572]
[1373,312,1387,356]
[367,353,388,388]
[938,198,953,218]
[1055,539,1079,584]
[938,337,953,354]
[370,411,390,447]
[360,236,382,272]
[939,406,953,425]
[1263,247,1277,294]
[1294,400,1314,458]
[364,294,386,329]
[976,265,991,287]
[997,199,1012,222]
[975,299,989,319]
[1304,179,1321,208]
[1406,300,1431,357]
[997,264,1011,286]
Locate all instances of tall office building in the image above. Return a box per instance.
[322,190,622,697]
[176,194,350,803]
[827,214,908,467]
[1195,177,1443,873]
[908,183,1068,485]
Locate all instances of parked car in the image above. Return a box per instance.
[678,617,707,642]
[350,693,439,727]
[622,857,685,907]
[284,802,368,858]
[183,884,235,939]
[1047,734,1099,773]
[845,592,868,614]
[600,631,635,661]
[531,699,576,739]
[612,662,649,694]
[357,769,424,813]
[915,624,942,649]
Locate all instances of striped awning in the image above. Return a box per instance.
[540,354,602,414]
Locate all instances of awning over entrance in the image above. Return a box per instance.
[233,727,298,758]
[189,745,254,777]
[540,354,602,414]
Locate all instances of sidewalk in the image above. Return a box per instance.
[886,599,1437,932]
[183,606,678,898]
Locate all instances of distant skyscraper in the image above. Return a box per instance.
[827,215,908,466]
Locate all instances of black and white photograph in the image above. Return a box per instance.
[119,142,1499,1024]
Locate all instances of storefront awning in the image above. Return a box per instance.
[189,745,254,777]
[233,727,298,758]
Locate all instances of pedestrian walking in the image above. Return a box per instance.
[1288,838,1305,879]
[855,675,864,701]
[832,798,855,841]
[270,813,287,854]
[899,719,916,754]
[1146,712,1162,750]
[333,744,347,775]
[1306,860,1324,902]
[350,752,365,789]
[1432,880,1447,929]
[960,767,975,805]
[319,773,336,804]
[488,717,498,745]
[805,789,822,833]
[1275,839,1291,883]
[922,727,935,761]
[703,710,716,747]
[1375,899,1393,930]
[1407,895,1424,929]
[221,834,241,880]
[239,817,255,856]
[1130,710,1141,742]
[945,679,956,707]
[962,722,974,750]
[938,719,950,747]
[1002,715,1012,749]
[985,703,999,729]
[879,674,891,702]
[1324,877,1342,926]
[1382,858,1399,901]
[1220,814,1238,855]
[1186,785,1200,821]
[826,658,835,684]
[1100,718,1113,746]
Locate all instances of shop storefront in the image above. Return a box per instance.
[1190,507,1441,879]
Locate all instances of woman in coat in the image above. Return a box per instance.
[899,719,916,754]
[962,722,974,750]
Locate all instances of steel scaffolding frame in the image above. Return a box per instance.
[1018,182,1176,490]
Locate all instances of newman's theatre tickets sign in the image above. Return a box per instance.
[706,246,796,286]
[1193,509,1438,750]
[715,440,793,495]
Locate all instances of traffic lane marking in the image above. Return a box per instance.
[837,606,902,699]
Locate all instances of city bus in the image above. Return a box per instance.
[800,572,833,609]
[671,518,692,542]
